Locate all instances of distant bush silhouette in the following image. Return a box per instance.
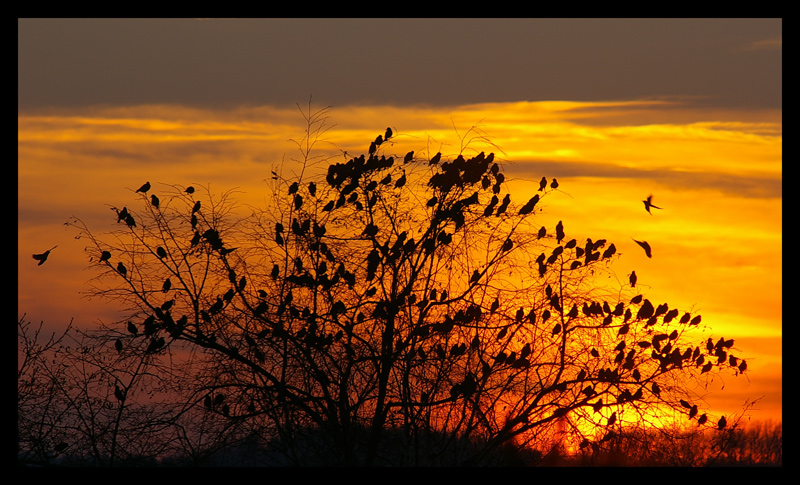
[21,105,756,466]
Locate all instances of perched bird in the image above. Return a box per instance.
[114,339,123,353]
[151,194,160,208]
[429,152,441,165]
[192,201,201,213]
[518,194,539,215]
[32,246,57,266]
[115,206,129,223]
[124,213,136,227]
[156,246,167,259]
[629,271,637,288]
[555,221,565,244]
[114,384,125,401]
[136,181,151,194]
[185,186,195,194]
[395,171,407,189]
[642,194,662,215]
[633,239,652,258]
[162,278,172,293]
[550,178,559,189]
[718,416,727,430]
[127,321,138,336]
[538,176,547,191]
[100,250,111,262]
[385,127,393,140]
[117,262,127,276]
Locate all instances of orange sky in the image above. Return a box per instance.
[18,99,781,424]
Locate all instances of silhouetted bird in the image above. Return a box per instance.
[429,152,441,165]
[151,194,160,208]
[550,178,559,189]
[156,246,167,259]
[385,127,393,140]
[495,194,510,216]
[124,213,136,227]
[470,270,481,284]
[114,384,125,401]
[518,194,539,215]
[32,246,57,266]
[117,262,127,276]
[633,239,652,258]
[127,321,138,336]
[538,176,547,191]
[629,271,637,287]
[136,181,151,194]
[652,382,661,397]
[395,171,407,189]
[602,243,616,259]
[404,151,414,163]
[114,339,123,353]
[116,206,129,223]
[192,201,201,213]
[162,278,171,293]
[537,226,546,239]
[642,194,662,215]
[718,416,727,430]
[556,221,565,244]
[185,186,195,194]
[100,250,111,262]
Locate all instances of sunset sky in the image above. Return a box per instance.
[18,18,781,424]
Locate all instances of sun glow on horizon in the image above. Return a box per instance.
[18,98,781,425]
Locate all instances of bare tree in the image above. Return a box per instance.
[46,106,751,466]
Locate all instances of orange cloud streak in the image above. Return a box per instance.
[18,99,781,424]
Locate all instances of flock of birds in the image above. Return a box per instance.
[32,175,664,271]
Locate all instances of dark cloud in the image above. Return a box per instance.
[19,18,781,111]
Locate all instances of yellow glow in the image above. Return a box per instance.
[18,98,781,425]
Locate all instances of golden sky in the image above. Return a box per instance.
[18,98,781,424]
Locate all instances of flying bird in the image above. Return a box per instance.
[633,239,652,258]
[32,246,57,266]
[642,194,662,215]
[136,181,151,194]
